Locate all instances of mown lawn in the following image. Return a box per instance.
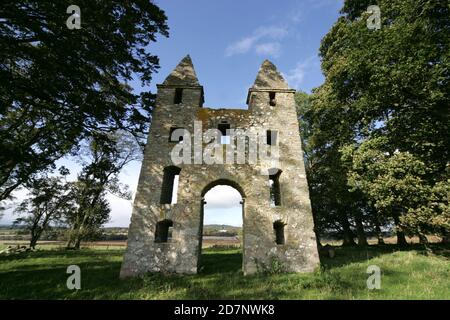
[0,245,448,299]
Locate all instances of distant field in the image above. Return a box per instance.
[0,236,242,250]
[0,244,448,299]
[0,235,441,251]
[0,240,127,250]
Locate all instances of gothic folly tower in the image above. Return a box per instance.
[120,55,319,277]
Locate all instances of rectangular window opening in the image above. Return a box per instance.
[269,171,281,207]
[269,92,276,106]
[273,220,285,245]
[218,123,231,145]
[155,219,173,243]
[174,88,183,104]
[171,174,179,204]
[267,130,278,145]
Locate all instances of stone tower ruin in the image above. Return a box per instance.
[120,55,320,277]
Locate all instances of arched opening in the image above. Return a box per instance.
[199,179,245,273]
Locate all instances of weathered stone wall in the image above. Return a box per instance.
[120,57,320,278]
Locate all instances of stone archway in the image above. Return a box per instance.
[198,179,246,272]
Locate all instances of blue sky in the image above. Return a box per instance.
[142,0,343,106]
[1,0,343,227]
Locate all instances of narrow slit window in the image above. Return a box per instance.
[269,169,281,206]
[155,219,173,243]
[218,122,231,145]
[174,88,183,104]
[266,130,278,145]
[169,127,184,143]
[273,220,285,245]
[160,166,181,204]
[269,92,276,106]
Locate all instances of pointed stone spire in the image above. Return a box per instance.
[252,60,289,89]
[162,55,200,86]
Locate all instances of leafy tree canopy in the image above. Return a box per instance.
[311,0,450,242]
[0,1,169,201]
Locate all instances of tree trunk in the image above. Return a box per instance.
[374,217,385,245]
[74,237,82,249]
[66,228,76,249]
[440,228,449,244]
[29,236,38,249]
[355,216,368,247]
[342,218,356,246]
[66,230,82,250]
[313,227,322,248]
[29,225,38,249]
[418,233,428,245]
[66,207,85,249]
[310,206,322,248]
[393,214,408,246]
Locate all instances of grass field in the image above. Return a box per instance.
[0,244,448,299]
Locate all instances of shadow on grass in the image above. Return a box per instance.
[1,244,448,299]
[320,243,450,270]
[0,248,122,262]
[0,248,245,299]
[199,249,242,275]
[0,249,127,299]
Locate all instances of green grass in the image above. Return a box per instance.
[0,245,448,299]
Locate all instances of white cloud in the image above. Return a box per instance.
[255,42,281,58]
[225,26,287,57]
[104,194,132,227]
[204,185,242,209]
[284,62,306,89]
[284,57,318,89]
[253,26,288,39]
[288,8,303,24]
[225,37,255,56]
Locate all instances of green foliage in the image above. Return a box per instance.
[404,179,450,236]
[342,137,429,213]
[295,90,313,159]
[0,1,169,201]
[341,137,449,237]
[65,131,140,249]
[254,254,286,275]
[310,0,450,242]
[319,0,450,173]
[13,170,74,248]
[296,91,367,244]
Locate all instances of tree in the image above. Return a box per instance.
[14,168,73,249]
[403,175,450,243]
[296,91,371,246]
[312,0,450,244]
[0,1,169,201]
[65,131,140,249]
[65,185,111,248]
[342,137,436,245]
[321,0,449,181]
[295,91,314,165]
[297,89,360,246]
